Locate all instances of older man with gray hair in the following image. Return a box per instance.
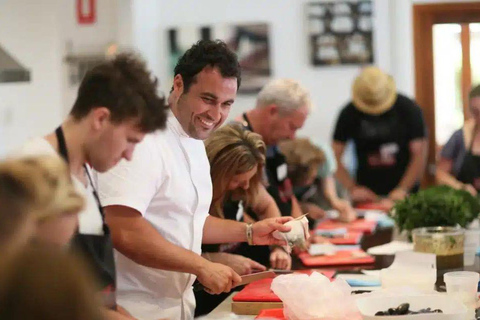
[237,78,312,219]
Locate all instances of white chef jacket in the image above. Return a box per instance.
[97,113,212,320]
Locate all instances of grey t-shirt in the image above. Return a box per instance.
[440,129,467,177]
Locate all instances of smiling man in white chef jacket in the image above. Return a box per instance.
[96,40,292,320]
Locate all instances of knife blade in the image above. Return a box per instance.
[193,270,276,292]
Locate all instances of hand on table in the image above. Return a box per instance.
[303,203,326,220]
[310,235,331,244]
[377,198,395,211]
[461,183,478,197]
[196,260,242,294]
[269,247,292,270]
[388,188,408,202]
[332,199,356,222]
[350,185,378,203]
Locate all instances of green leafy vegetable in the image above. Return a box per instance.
[393,185,480,232]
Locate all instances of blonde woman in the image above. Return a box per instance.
[0,245,103,320]
[279,138,356,222]
[0,156,84,247]
[195,123,291,316]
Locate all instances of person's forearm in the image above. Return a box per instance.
[202,215,247,244]
[202,252,225,263]
[335,162,356,191]
[322,176,340,206]
[436,168,464,189]
[255,201,281,220]
[252,193,281,220]
[104,308,136,320]
[108,214,207,275]
[397,147,426,191]
[290,195,303,218]
[250,186,282,220]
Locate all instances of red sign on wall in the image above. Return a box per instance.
[77,0,96,24]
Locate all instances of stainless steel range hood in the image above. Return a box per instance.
[0,45,30,83]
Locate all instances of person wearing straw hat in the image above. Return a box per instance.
[332,66,427,209]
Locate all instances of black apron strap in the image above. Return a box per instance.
[55,126,69,162]
[55,126,116,308]
[468,124,477,153]
[242,113,253,131]
[457,125,480,187]
[84,165,109,235]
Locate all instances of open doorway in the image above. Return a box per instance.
[413,2,480,186]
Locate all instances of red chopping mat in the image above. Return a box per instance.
[355,202,390,211]
[255,308,285,319]
[316,218,377,234]
[298,250,375,267]
[233,270,335,302]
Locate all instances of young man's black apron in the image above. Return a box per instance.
[55,126,117,309]
[456,127,480,192]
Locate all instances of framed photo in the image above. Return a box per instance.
[307,1,374,66]
[168,23,271,94]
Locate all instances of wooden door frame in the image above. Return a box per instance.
[413,2,480,186]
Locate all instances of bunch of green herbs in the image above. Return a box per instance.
[393,185,480,232]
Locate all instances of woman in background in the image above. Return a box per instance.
[0,156,84,247]
[279,138,356,223]
[0,245,103,320]
[437,85,480,196]
[195,123,291,316]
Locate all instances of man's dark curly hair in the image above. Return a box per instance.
[174,40,241,93]
[70,53,167,133]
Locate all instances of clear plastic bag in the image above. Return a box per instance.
[270,272,362,320]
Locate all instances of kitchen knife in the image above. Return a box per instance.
[193,270,276,292]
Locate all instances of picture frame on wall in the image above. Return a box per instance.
[307,0,374,66]
[168,23,271,94]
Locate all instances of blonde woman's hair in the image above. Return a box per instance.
[0,245,103,320]
[278,138,326,186]
[0,156,84,222]
[256,78,312,114]
[205,123,266,218]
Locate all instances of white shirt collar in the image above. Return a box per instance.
[167,111,190,138]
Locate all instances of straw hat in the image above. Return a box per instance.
[352,66,397,115]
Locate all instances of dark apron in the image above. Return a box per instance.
[457,128,480,192]
[241,113,293,217]
[55,126,117,309]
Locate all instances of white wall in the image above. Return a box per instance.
[0,0,63,156]
[130,0,393,145]
[1,0,466,157]
[60,0,119,114]
[0,0,119,156]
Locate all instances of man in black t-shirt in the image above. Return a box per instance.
[332,67,427,208]
[236,78,312,218]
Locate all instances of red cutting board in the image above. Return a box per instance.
[255,308,285,319]
[316,218,377,234]
[233,270,335,303]
[355,202,390,211]
[299,250,375,267]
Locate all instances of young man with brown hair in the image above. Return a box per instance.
[17,52,168,320]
